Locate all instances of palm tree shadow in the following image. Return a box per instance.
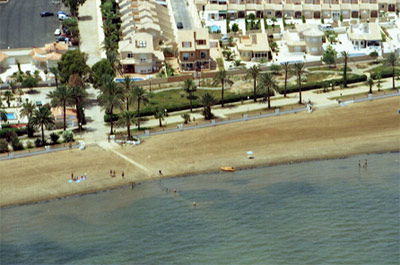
[78,16,92,21]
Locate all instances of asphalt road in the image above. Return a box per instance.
[0,0,61,49]
[169,0,193,30]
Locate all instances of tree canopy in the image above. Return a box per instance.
[62,0,87,17]
[58,50,90,84]
[322,46,337,67]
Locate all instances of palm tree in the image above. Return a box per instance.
[183,79,197,112]
[293,63,305,104]
[118,110,137,140]
[366,77,374,94]
[341,51,349,88]
[68,74,87,131]
[282,62,290,97]
[212,69,234,107]
[201,92,216,120]
[31,106,55,145]
[384,52,398,90]
[49,67,59,89]
[20,101,36,137]
[0,100,7,122]
[245,65,260,102]
[98,78,123,135]
[258,72,277,109]
[3,90,14,107]
[120,76,136,112]
[47,85,71,131]
[154,108,165,127]
[133,86,150,130]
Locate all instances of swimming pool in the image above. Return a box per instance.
[5,113,16,120]
[115,77,144,83]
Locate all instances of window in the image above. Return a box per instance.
[127,53,133,58]
[200,51,207,58]
[197,40,206,45]
[183,53,190,60]
[137,41,147,48]
[182,41,191,48]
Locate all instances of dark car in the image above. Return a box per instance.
[177,22,183,29]
[56,36,67,42]
[40,11,54,17]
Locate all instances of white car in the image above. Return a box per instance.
[54,28,61,36]
[58,13,70,20]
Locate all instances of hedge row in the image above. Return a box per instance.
[0,127,28,138]
[104,91,275,122]
[370,68,400,79]
[276,74,367,94]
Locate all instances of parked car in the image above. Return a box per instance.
[40,11,54,17]
[57,11,68,16]
[177,22,183,29]
[54,28,61,36]
[58,13,70,20]
[56,36,67,42]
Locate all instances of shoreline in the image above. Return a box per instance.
[2,148,399,209]
[1,97,399,209]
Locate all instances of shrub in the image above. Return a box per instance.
[276,74,367,94]
[270,64,282,74]
[0,139,9,153]
[62,131,74,143]
[21,76,39,88]
[35,138,44,147]
[370,67,400,79]
[0,127,28,139]
[11,136,24,151]
[25,140,34,149]
[50,132,60,145]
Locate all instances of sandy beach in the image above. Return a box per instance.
[1,97,399,207]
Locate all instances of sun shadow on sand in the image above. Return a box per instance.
[78,15,92,21]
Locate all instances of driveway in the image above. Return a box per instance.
[0,0,62,49]
[170,0,193,30]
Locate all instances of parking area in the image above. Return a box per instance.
[0,0,62,49]
[170,0,193,30]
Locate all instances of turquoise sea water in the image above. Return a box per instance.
[1,152,399,264]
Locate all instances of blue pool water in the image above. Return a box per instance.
[5,113,16,120]
[115,77,144,83]
[1,152,399,264]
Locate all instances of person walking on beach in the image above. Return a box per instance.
[364,159,368,169]
[71,173,74,180]
[109,169,112,177]
[159,170,163,176]
[122,171,125,178]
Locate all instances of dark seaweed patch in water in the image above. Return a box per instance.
[0,240,99,265]
[225,178,251,186]
[264,181,319,197]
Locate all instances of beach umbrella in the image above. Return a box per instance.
[247,151,254,159]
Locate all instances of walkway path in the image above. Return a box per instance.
[78,0,104,66]
[97,141,151,175]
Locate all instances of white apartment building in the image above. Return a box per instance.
[117,0,174,74]
[196,0,398,20]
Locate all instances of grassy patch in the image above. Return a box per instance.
[308,66,352,72]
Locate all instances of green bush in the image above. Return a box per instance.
[11,136,24,151]
[0,127,28,139]
[0,139,9,153]
[276,74,367,94]
[370,67,400,79]
[50,132,60,145]
[35,138,44,147]
[25,140,34,149]
[62,131,74,143]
